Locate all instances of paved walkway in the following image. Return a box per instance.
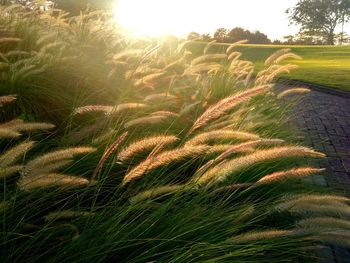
[279,83,350,263]
[282,84,350,192]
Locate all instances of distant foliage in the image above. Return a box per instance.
[287,0,350,45]
[190,27,271,44]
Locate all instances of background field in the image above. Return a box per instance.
[188,43,350,91]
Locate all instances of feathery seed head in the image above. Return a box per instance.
[118,135,178,162]
[185,130,260,146]
[143,93,177,103]
[257,167,324,184]
[196,146,325,185]
[204,40,217,54]
[0,141,35,168]
[191,54,227,66]
[277,88,311,99]
[130,184,184,203]
[122,145,209,185]
[0,128,21,139]
[25,147,96,175]
[189,85,272,135]
[232,230,291,243]
[124,115,171,129]
[73,105,114,115]
[226,40,248,54]
[0,95,16,106]
[18,173,90,191]
[264,49,291,65]
[0,165,23,179]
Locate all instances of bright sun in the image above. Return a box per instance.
[113,0,198,37]
[113,0,302,40]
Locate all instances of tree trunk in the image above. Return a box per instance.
[326,31,335,45]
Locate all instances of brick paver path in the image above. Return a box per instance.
[279,83,350,263]
[282,84,350,191]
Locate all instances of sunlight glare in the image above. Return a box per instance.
[113,0,300,39]
[114,0,205,37]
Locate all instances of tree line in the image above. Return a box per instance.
[187,27,272,44]
[188,0,350,45]
[188,26,350,46]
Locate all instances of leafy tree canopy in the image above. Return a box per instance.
[287,0,350,45]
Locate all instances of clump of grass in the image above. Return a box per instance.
[1,5,350,263]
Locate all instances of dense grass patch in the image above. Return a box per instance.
[1,5,350,262]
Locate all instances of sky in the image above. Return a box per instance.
[114,0,350,40]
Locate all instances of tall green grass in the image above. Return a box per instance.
[1,5,350,262]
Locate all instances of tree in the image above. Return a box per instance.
[201,33,212,41]
[249,30,271,44]
[287,0,350,45]
[187,32,201,41]
[227,27,250,42]
[226,27,271,44]
[54,0,113,14]
[213,28,229,43]
[3,0,114,14]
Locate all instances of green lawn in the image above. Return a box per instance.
[188,43,350,91]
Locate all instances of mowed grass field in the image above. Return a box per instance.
[188,43,350,91]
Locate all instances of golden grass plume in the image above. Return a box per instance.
[298,217,350,231]
[191,54,227,66]
[0,165,23,179]
[275,194,350,212]
[124,115,170,129]
[226,40,248,54]
[150,111,180,118]
[264,49,291,65]
[204,40,217,54]
[0,128,21,139]
[185,62,223,75]
[0,95,16,106]
[118,135,178,162]
[277,88,311,99]
[92,132,128,180]
[256,167,324,185]
[18,173,90,191]
[185,130,260,146]
[195,139,285,176]
[195,146,325,185]
[231,229,291,243]
[143,93,177,103]
[115,103,148,113]
[0,141,35,168]
[25,147,96,175]
[73,105,114,115]
[122,145,209,185]
[130,184,184,203]
[228,51,242,61]
[188,85,272,135]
